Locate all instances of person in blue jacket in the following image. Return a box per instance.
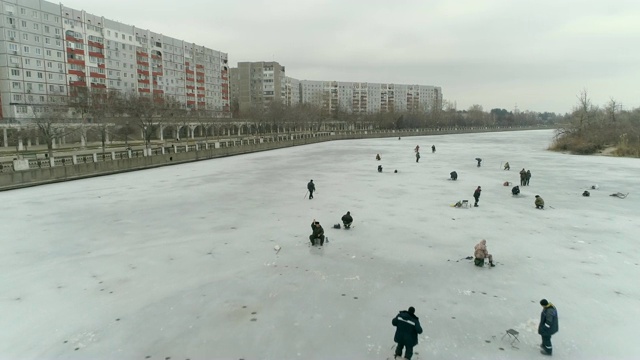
[538,299,559,356]
[392,306,423,360]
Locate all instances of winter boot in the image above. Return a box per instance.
[490,261,495,267]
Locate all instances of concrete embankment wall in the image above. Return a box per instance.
[0,127,550,191]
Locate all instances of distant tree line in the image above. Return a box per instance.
[550,90,640,157]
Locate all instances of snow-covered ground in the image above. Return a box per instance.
[1,129,639,360]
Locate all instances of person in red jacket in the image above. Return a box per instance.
[392,306,423,360]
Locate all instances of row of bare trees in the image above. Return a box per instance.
[551,90,640,156]
[22,89,225,158]
[236,99,562,131]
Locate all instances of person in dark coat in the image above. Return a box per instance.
[535,195,544,209]
[392,306,423,360]
[476,158,482,167]
[450,171,458,181]
[309,220,325,246]
[520,168,527,186]
[415,152,420,163]
[512,185,520,196]
[525,170,532,186]
[378,165,383,173]
[307,179,315,199]
[538,299,559,356]
[341,211,353,229]
[376,153,381,161]
[431,145,436,153]
[473,186,481,207]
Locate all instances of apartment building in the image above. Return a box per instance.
[299,80,442,115]
[229,61,286,113]
[0,0,229,122]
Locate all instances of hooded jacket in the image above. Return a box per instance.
[392,310,423,346]
[538,304,559,336]
[474,240,489,259]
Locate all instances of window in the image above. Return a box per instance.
[48,73,53,79]
[39,84,44,91]
[34,35,40,42]
[37,72,43,78]
[44,14,49,21]
[11,69,20,76]
[8,43,18,52]
[24,59,31,65]
[12,81,21,89]
[46,50,52,56]
[23,46,29,53]
[59,85,64,92]
[32,10,38,18]
[45,37,50,44]
[57,51,62,58]
[22,33,28,40]
[55,28,60,35]
[36,60,41,66]
[13,94,22,101]
[20,8,26,15]
[17,106,27,114]
[33,23,39,30]
[35,48,41,55]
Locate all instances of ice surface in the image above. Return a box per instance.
[1,129,639,360]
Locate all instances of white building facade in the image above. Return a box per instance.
[0,0,229,122]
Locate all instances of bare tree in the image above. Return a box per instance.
[122,93,161,153]
[34,101,75,159]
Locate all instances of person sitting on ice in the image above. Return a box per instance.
[309,219,325,246]
[504,162,510,170]
[474,239,495,267]
[512,185,520,196]
[341,211,353,229]
[378,165,383,173]
[376,153,381,161]
[450,171,458,181]
[535,195,545,209]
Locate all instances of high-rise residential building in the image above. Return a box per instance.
[0,0,230,122]
[299,80,442,114]
[229,61,285,113]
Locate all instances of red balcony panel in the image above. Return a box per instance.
[89,72,106,79]
[185,61,190,66]
[87,41,104,48]
[186,85,195,90]
[186,77,195,82]
[67,48,85,55]
[137,61,150,67]
[153,89,164,94]
[152,71,163,76]
[68,70,85,77]
[186,93,195,97]
[65,35,82,42]
[88,51,104,58]
[187,100,196,105]
[197,86,205,91]
[69,80,86,87]
[67,58,85,66]
[98,63,105,69]
[197,94,205,98]
[137,69,150,75]
[196,64,204,69]
[90,83,107,89]
[138,88,151,93]
[136,51,148,56]
[151,54,161,59]
[138,79,150,84]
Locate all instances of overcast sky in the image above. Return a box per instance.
[62,0,640,113]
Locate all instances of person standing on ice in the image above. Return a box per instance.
[520,168,527,186]
[538,299,559,356]
[376,153,381,161]
[392,306,423,360]
[415,151,420,163]
[473,186,481,207]
[414,145,420,153]
[431,145,436,153]
[474,239,495,267]
[525,170,532,186]
[309,219,325,246]
[307,179,315,199]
